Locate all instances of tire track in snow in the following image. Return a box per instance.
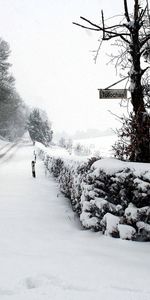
[0,142,21,163]
[0,143,17,158]
[0,142,10,152]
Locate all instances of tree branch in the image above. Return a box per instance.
[140,34,150,47]
[73,16,130,43]
[80,16,102,30]
[141,66,150,75]
[72,22,100,31]
[124,0,130,22]
[101,10,105,39]
[134,0,139,21]
[80,16,130,35]
[103,33,130,44]
[139,6,147,21]
[120,35,130,43]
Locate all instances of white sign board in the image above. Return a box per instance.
[98,89,127,99]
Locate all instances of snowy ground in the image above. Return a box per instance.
[0,141,150,300]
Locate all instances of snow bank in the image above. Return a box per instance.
[92,157,150,177]
[37,142,150,241]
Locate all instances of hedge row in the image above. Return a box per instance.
[37,147,150,241]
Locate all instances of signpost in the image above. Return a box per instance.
[98,88,127,99]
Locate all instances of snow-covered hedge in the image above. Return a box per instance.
[37,144,150,241]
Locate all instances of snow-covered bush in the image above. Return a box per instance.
[37,144,150,241]
[101,213,120,238]
[118,224,136,240]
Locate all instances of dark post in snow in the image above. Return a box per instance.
[31,160,36,178]
[73,0,150,162]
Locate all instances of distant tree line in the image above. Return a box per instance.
[0,37,53,146]
[0,38,28,141]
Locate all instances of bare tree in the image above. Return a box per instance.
[73,0,150,162]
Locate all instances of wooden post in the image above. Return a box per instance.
[31,160,36,178]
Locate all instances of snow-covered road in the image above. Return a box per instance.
[0,142,150,300]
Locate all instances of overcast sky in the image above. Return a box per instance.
[0,0,133,134]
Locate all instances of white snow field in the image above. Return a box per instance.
[73,134,117,157]
[0,141,150,300]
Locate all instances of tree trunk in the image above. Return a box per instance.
[129,0,150,162]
